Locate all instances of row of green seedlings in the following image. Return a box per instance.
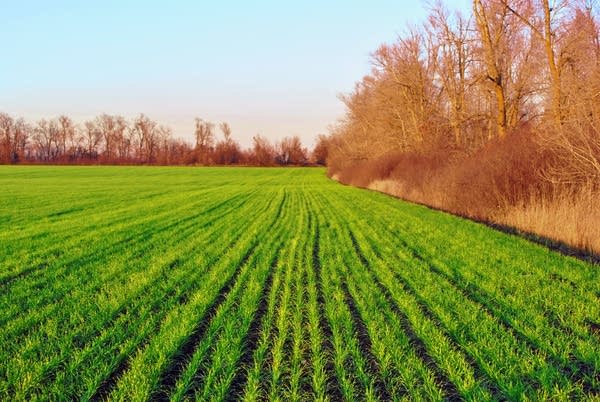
[240,192,318,401]
[0,182,236,291]
[0,184,230,321]
[0,172,188,233]
[328,190,544,398]
[330,189,598,399]
[384,223,600,393]
[108,189,292,401]
[0,188,269,400]
[340,188,600,395]
[0,187,249,367]
[310,189,468,401]
[346,187,599,349]
[0,167,283,273]
[0,187,255,347]
[1,186,260,398]
[64,188,277,401]
[168,191,302,401]
[163,189,296,402]
[0,167,300,398]
[240,185,369,401]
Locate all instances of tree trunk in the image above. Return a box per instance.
[473,0,508,138]
[542,0,562,127]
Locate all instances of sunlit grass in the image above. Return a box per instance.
[0,166,598,401]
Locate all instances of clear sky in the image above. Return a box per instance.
[1,0,470,147]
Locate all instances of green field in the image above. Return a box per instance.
[0,166,598,401]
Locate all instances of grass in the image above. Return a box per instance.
[367,178,600,258]
[0,165,598,401]
[497,186,600,255]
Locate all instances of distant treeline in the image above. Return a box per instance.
[0,113,327,166]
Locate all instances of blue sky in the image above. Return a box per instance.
[1,0,470,147]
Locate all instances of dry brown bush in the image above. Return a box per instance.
[331,130,549,216]
[329,128,600,255]
[497,184,600,254]
[441,129,553,217]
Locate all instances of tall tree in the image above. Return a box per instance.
[312,134,330,165]
[473,0,509,138]
[277,136,308,165]
[32,119,61,161]
[0,113,14,163]
[500,0,567,126]
[194,118,215,164]
[83,120,102,159]
[57,115,75,159]
[132,114,158,163]
[250,135,275,166]
[429,4,474,145]
[214,122,241,165]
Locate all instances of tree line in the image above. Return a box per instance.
[326,0,600,187]
[323,0,600,254]
[0,113,320,166]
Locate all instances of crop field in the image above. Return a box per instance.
[0,166,599,401]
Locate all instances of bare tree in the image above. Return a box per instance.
[131,114,158,163]
[312,134,329,165]
[155,125,173,164]
[194,118,215,164]
[250,135,275,166]
[56,115,75,159]
[0,113,14,163]
[12,118,29,163]
[499,0,568,127]
[83,120,102,159]
[96,114,127,161]
[220,122,232,144]
[214,122,241,164]
[540,2,600,184]
[429,4,475,145]
[112,116,130,161]
[371,29,443,150]
[32,119,61,161]
[473,0,510,138]
[277,136,308,165]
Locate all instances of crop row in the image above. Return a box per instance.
[0,166,598,401]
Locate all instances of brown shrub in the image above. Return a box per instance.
[441,130,554,218]
[329,128,600,255]
[332,129,552,217]
[497,185,600,254]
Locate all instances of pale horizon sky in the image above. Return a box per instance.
[1,0,470,148]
